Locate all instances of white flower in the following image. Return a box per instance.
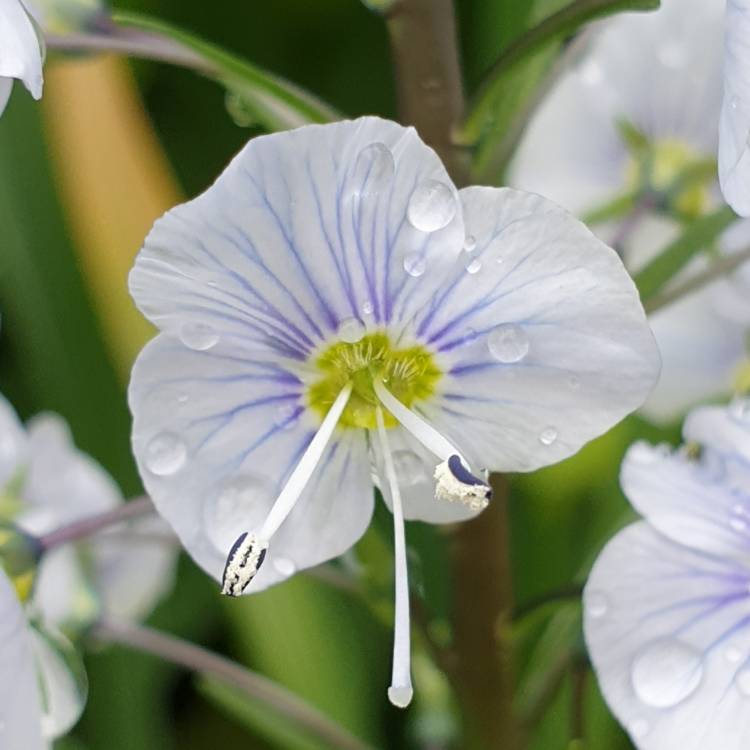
[0,0,44,117]
[584,399,750,749]
[720,0,750,217]
[128,115,659,705]
[0,568,46,749]
[0,392,177,740]
[511,0,750,424]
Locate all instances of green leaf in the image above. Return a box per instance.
[113,11,343,132]
[635,206,737,302]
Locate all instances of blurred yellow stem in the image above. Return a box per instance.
[41,56,182,381]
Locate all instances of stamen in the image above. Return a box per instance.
[373,380,491,507]
[220,383,352,596]
[375,406,413,709]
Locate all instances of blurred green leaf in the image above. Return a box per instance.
[113,11,343,131]
[635,206,737,302]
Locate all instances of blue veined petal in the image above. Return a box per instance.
[621,437,750,562]
[0,570,45,750]
[129,334,374,590]
[0,0,43,101]
[129,116,464,356]
[721,0,750,217]
[585,522,750,750]
[409,187,659,473]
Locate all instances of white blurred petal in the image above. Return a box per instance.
[0,391,27,491]
[0,570,45,749]
[0,0,43,100]
[129,335,374,591]
[412,187,659,473]
[585,522,750,750]
[720,0,750,216]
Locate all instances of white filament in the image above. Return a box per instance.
[375,407,414,709]
[259,383,352,540]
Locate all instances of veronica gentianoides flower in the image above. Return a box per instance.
[128,116,660,706]
[511,0,750,424]
[0,0,43,117]
[585,400,750,749]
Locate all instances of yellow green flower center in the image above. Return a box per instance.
[307,332,442,429]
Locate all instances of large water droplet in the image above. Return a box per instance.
[393,450,427,487]
[736,669,750,696]
[273,557,297,576]
[355,143,395,196]
[145,432,187,476]
[407,180,457,232]
[488,324,529,363]
[403,252,426,277]
[388,685,413,708]
[539,427,558,446]
[586,590,609,619]
[338,318,366,343]
[631,638,704,708]
[179,321,219,351]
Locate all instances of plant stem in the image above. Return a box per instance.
[451,474,519,749]
[645,244,750,313]
[92,619,375,750]
[384,0,470,185]
[37,496,154,551]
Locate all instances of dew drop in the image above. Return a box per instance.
[407,180,457,232]
[179,321,219,351]
[338,318,366,344]
[730,512,748,533]
[387,685,413,708]
[628,719,650,740]
[464,256,482,274]
[631,638,704,708]
[736,669,750,696]
[488,324,529,363]
[355,142,395,196]
[273,557,297,576]
[586,591,609,619]
[464,235,477,252]
[144,432,187,476]
[362,300,374,317]
[403,252,426,277]
[725,645,743,664]
[731,95,741,111]
[539,427,558,446]
[393,450,427,487]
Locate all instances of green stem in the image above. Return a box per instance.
[92,619,376,750]
[463,0,660,144]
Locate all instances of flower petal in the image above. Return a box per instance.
[0,391,27,491]
[129,116,464,360]
[0,0,43,100]
[720,0,750,217]
[413,187,659,473]
[585,522,750,750]
[129,334,374,591]
[0,76,12,116]
[0,570,45,750]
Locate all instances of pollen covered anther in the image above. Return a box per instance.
[221,532,268,596]
[434,454,492,511]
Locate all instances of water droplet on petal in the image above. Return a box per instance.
[362,300,374,316]
[488,324,529,363]
[273,557,297,576]
[355,142,395,196]
[393,450,427,487]
[403,252,426,277]
[731,95,741,111]
[725,646,743,664]
[179,321,219,351]
[539,427,558,446]
[464,256,482,274]
[736,669,750,696]
[631,638,704,708]
[274,404,300,430]
[337,318,366,343]
[407,180,457,232]
[628,719,650,740]
[145,432,187,476]
[464,235,477,252]
[586,591,609,619]
[730,512,748,533]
